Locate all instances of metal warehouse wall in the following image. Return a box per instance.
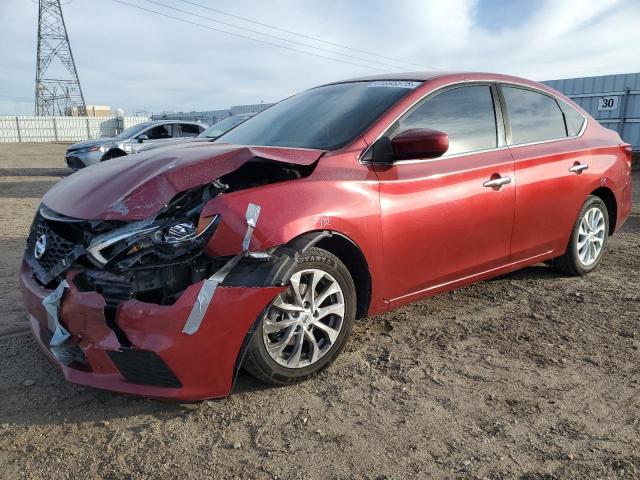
[543,73,640,150]
[152,103,275,125]
[230,103,273,115]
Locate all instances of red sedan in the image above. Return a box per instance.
[20,72,633,399]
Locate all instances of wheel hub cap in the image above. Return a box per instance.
[262,268,345,369]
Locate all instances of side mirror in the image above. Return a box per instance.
[391,128,449,161]
[138,134,149,143]
[364,128,449,165]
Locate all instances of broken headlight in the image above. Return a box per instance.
[87,183,225,269]
[87,214,219,269]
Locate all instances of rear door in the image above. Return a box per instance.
[177,123,202,138]
[375,83,516,306]
[499,85,589,262]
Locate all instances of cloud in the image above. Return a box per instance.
[0,0,638,115]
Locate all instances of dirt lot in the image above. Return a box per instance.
[0,143,638,479]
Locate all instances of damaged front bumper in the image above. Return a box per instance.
[20,260,284,400]
[22,156,320,400]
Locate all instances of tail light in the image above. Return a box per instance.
[622,143,633,169]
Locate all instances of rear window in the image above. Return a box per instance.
[502,86,567,145]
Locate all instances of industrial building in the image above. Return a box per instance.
[152,102,274,125]
[543,72,640,151]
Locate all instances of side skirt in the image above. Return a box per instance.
[387,249,556,310]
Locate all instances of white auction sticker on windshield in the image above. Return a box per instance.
[367,81,421,89]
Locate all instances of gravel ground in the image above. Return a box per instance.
[0,143,638,480]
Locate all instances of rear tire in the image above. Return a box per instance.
[549,195,609,276]
[243,247,356,385]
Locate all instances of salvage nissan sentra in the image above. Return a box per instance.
[20,72,633,399]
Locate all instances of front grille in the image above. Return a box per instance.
[66,156,84,169]
[107,349,182,388]
[26,211,85,285]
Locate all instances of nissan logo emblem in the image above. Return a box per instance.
[34,234,47,260]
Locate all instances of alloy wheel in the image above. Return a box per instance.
[577,206,606,266]
[262,268,345,369]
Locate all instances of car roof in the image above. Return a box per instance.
[147,120,205,125]
[329,71,459,84]
[322,71,546,89]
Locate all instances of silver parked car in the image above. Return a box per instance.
[65,120,208,169]
[138,114,253,153]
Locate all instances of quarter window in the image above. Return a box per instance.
[558,102,586,137]
[502,87,567,144]
[390,85,498,156]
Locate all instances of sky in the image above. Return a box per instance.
[1,0,639,115]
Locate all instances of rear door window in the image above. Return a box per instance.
[179,123,201,137]
[389,85,498,156]
[502,86,567,144]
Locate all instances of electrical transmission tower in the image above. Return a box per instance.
[35,0,86,116]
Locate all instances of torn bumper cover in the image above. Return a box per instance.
[21,202,286,400]
[22,139,328,400]
[21,261,284,399]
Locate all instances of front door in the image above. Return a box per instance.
[375,84,516,307]
[131,124,175,153]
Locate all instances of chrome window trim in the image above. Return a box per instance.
[359,78,588,166]
[391,145,510,165]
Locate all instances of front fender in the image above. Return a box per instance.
[202,178,381,258]
[201,177,386,314]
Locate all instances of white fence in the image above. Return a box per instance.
[0,116,150,143]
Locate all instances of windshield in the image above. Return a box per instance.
[216,81,421,150]
[114,123,150,139]
[199,116,248,139]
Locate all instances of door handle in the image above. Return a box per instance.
[569,164,589,174]
[483,176,511,188]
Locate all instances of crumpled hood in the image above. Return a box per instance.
[68,138,114,150]
[44,143,324,220]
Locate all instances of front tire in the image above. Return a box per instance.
[550,195,609,276]
[243,247,356,385]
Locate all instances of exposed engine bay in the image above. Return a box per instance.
[25,155,318,309]
[19,143,348,399]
